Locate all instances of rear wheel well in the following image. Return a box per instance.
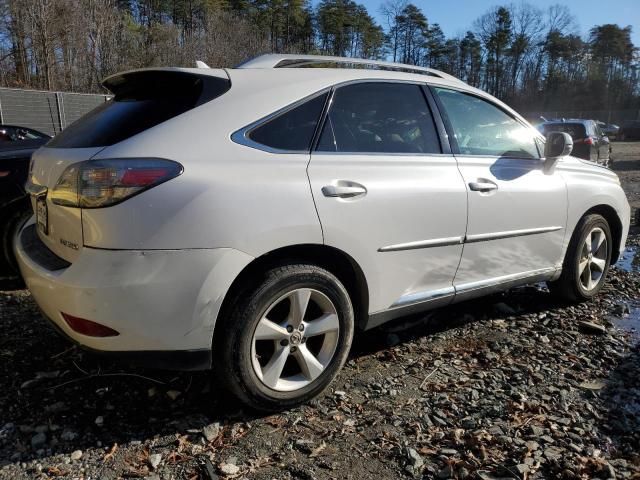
[0,195,30,222]
[0,196,31,275]
[582,205,623,263]
[215,245,369,341]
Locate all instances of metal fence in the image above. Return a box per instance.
[522,109,640,126]
[0,87,110,136]
[2,86,639,136]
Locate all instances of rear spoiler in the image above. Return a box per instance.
[102,68,230,99]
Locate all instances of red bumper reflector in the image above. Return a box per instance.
[61,313,120,337]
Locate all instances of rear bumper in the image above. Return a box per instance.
[15,221,254,366]
[43,315,212,370]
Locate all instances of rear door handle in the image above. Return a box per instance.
[322,183,367,198]
[469,181,498,192]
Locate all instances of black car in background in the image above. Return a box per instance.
[538,119,610,165]
[619,120,640,141]
[0,125,50,285]
[596,121,619,139]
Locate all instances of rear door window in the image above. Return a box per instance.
[317,82,441,154]
[48,71,230,148]
[247,92,329,151]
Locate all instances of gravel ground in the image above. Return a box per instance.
[1,145,640,480]
[613,141,640,211]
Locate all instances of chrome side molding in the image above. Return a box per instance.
[378,226,562,253]
[390,286,455,308]
[378,236,463,252]
[365,266,558,331]
[366,286,455,330]
[455,267,557,294]
[465,226,563,243]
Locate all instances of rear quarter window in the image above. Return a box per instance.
[246,92,329,151]
[48,71,230,148]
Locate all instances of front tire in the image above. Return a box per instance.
[548,214,612,302]
[215,264,354,411]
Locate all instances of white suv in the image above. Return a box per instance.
[15,55,630,411]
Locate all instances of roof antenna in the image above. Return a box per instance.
[195,60,210,69]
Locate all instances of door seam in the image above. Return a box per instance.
[451,153,469,292]
[305,155,325,244]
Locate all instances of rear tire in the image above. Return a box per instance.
[214,263,354,411]
[548,214,612,302]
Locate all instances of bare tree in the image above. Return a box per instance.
[546,4,575,36]
[379,0,407,62]
[506,2,544,97]
[0,0,637,118]
[24,0,58,89]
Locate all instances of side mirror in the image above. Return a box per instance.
[544,132,573,162]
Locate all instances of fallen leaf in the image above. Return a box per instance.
[579,380,607,390]
[309,441,326,458]
[265,416,287,428]
[103,443,118,462]
[166,389,181,400]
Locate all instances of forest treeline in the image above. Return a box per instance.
[0,0,638,114]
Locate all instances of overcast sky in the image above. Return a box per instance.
[354,0,640,45]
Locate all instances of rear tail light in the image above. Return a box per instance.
[62,312,120,337]
[51,158,182,208]
[575,137,594,145]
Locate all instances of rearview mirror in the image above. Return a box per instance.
[544,132,573,160]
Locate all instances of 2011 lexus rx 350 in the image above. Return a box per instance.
[15,55,630,411]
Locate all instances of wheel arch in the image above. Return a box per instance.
[0,194,30,219]
[581,204,624,263]
[0,195,32,274]
[214,244,370,343]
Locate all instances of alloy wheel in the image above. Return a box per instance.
[250,288,340,392]
[578,227,608,291]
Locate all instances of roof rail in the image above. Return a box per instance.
[236,54,465,84]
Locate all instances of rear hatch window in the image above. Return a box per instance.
[542,123,587,140]
[48,70,230,148]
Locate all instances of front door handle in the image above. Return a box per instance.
[322,182,367,198]
[469,181,498,192]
